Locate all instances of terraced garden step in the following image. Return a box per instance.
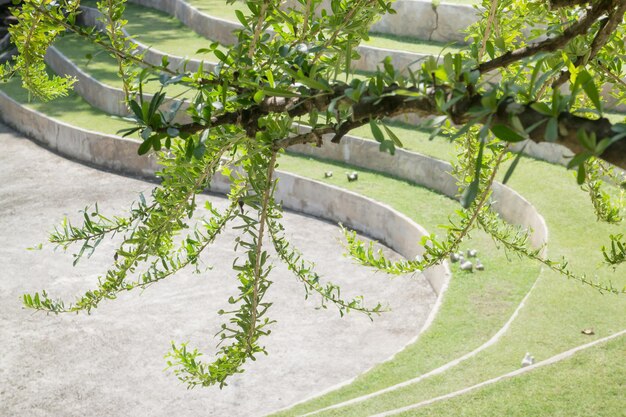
[3,1,625,415]
[0,81,545,417]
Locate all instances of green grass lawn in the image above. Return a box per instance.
[5,66,623,415]
[400,335,625,417]
[1,76,135,134]
[82,0,221,61]
[272,127,626,417]
[53,34,195,99]
[1,80,543,415]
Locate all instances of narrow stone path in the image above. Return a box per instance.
[0,124,436,417]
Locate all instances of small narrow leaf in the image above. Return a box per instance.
[382,124,403,147]
[491,124,527,143]
[369,120,385,143]
[502,144,527,184]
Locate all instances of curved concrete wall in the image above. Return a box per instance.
[0,92,158,178]
[127,0,240,46]
[370,0,476,43]
[281,0,476,43]
[45,47,129,117]
[0,90,449,294]
[44,46,193,124]
[123,0,446,73]
[77,7,215,74]
[290,131,548,252]
[44,36,568,218]
[40,45,548,252]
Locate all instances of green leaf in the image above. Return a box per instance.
[491,124,527,143]
[261,87,300,98]
[502,144,527,184]
[117,127,141,137]
[298,75,330,91]
[264,70,275,88]
[530,102,553,116]
[382,123,403,147]
[566,152,592,169]
[128,100,144,121]
[461,139,485,208]
[235,9,248,27]
[213,49,229,63]
[379,140,395,155]
[578,70,602,113]
[461,178,479,209]
[577,129,596,151]
[577,163,586,185]
[545,118,558,142]
[253,90,265,104]
[369,120,385,143]
[138,138,153,155]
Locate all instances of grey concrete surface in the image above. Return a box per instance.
[370,0,476,43]
[0,91,450,294]
[0,124,437,416]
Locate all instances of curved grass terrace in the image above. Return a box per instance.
[2,0,625,415]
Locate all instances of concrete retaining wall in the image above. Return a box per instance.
[44,33,572,204]
[45,47,129,117]
[44,46,193,124]
[291,132,548,251]
[123,0,453,73]
[127,0,240,46]
[232,0,476,43]
[77,6,215,74]
[0,90,449,294]
[370,0,477,43]
[0,91,158,178]
[39,45,548,252]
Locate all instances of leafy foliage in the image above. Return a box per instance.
[6,0,626,387]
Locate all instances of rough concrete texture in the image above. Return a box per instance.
[353,46,431,74]
[0,91,449,294]
[362,0,477,43]
[44,47,194,125]
[0,124,436,416]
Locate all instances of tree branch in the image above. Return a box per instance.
[478,0,613,73]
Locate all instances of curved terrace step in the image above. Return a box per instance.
[122,0,445,73]
[43,43,548,255]
[0,89,449,295]
[0,85,549,417]
[120,0,626,114]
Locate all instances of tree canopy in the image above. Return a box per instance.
[2,0,626,388]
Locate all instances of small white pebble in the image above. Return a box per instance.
[460,260,473,272]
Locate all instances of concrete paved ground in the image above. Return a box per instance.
[0,123,436,417]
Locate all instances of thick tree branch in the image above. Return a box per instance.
[478,0,613,73]
[549,0,591,9]
[552,1,626,88]
[174,82,626,169]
